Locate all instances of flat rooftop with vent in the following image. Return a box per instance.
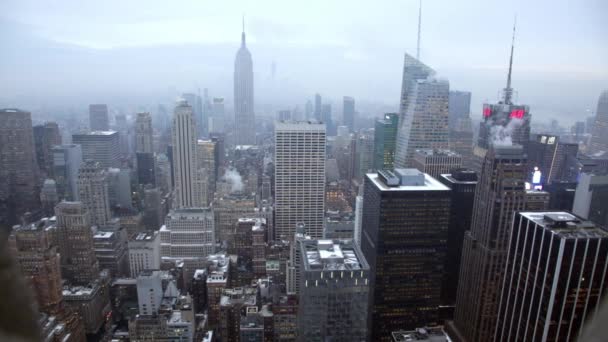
[368,168,450,191]
[300,239,368,272]
[519,211,608,239]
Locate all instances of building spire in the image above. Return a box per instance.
[416,0,422,60]
[241,14,246,46]
[504,17,516,104]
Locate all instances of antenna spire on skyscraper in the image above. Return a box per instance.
[241,14,246,46]
[417,0,422,60]
[504,16,517,104]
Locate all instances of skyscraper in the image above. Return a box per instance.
[52,144,83,201]
[450,146,527,342]
[449,115,474,169]
[448,91,472,130]
[72,131,120,168]
[55,201,100,285]
[234,19,255,146]
[77,160,111,227]
[361,169,451,340]
[477,26,531,152]
[314,94,322,121]
[394,54,449,168]
[527,134,579,186]
[438,169,477,308]
[0,108,39,227]
[296,239,370,341]
[343,96,355,132]
[33,122,62,177]
[274,121,326,239]
[89,104,109,131]
[496,212,608,341]
[172,99,201,208]
[412,149,462,179]
[210,97,225,134]
[589,90,608,155]
[572,172,608,228]
[135,112,153,153]
[373,113,399,170]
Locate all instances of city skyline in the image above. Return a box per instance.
[1,1,606,124]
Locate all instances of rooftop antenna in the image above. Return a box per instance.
[416,0,422,60]
[241,14,246,46]
[503,16,517,105]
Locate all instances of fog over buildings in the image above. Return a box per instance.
[1,0,606,125]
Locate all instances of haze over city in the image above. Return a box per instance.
[1,0,606,124]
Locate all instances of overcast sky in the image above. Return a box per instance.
[1,0,606,124]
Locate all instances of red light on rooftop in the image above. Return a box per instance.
[483,106,491,117]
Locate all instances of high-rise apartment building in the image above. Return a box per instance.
[72,130,120,168]
[297,239,370,341]
[438,169,477,307]
[274,121,326,239]
[412,149,462,179]
[450,146,527,342]
[52,144,83,201]
[172,100,201,208]
[343,96,355,132]
[361,169,451,340]
[77,160,111,227]
[395,53,449,168]
[89,104,109,131]
[234,23,255,145]
[55,201,100,285]
[0,108,39,227]
[589,90,608,155]
[448,91,472,130]
[135,112,153,153]
[373,113,399,170]
[496,212,608,341]
[527,134,579,186]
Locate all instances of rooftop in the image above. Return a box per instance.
[275,120,326,131]
[415,149,461,157]
[301,239,369,271]
[74,130,117,136]
[520,212,608,239]
[391,327,450,342]
[368,170,450,192]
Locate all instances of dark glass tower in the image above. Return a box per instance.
[373,113,399,170]
[361,169,451,340]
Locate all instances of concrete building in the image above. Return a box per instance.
[135,112,153,153]
[72,130,120,168]
[449,115,474,169]
[234,22,256,145]
[0,108,39,227]
[93,228,129,277]
[395,54,449,168]
[412,149,462,179]
[40,179,60,217]
[496,212,608,341]
[9,219,63,314]
[33,122,62,177]
[275,121,326,239]
[573,173,608,228]
[172,100,201,208]
[160,208,215,282]
[450,146,527,342]
[128,231,161,278]
[89,104,109,131]
[77,160,111,227]
[63,281,111,335]
[361,169,451,340]
[55,201,99,285]
[210,97,225,134]
[297,239,370,341]
[52,144,83,201]
[448,90,472,131]
[107,167,132,210]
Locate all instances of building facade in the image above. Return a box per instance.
[274,121,326,239]
[361,169,451,340]
[589,90,608,155]
[234,24,255,145]
[52,144,83,201]
[72,130,120,168]
[128,231,161,277]
[412,149,462,179]
[172,100,201,208]
[77,160,111,227]
[373,113,399,170]
[89,104,109,131]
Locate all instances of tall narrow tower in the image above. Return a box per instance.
[234,16,255,145]
[589,90,608,155]
[172,99,201,208]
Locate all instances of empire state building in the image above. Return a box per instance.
[234,19,255,145]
